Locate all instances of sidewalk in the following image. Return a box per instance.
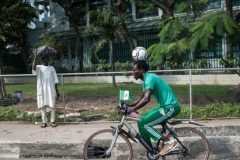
[0,119,240,159]
[1,119,240,142]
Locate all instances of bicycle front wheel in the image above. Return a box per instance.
[83,128,133,160]
[165,127,210,160]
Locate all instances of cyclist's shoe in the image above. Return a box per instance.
[159,139,178,156]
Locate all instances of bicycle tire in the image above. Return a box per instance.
[83,128,133,160]
[164,127,210,160]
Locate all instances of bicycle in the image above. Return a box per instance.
[83,100,210,160]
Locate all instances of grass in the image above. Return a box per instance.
[1,83,239,122]
[1,102,240,122]
[5,83,233,100]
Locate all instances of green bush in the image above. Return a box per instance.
[0,107,16,120]
[0,107,41,122]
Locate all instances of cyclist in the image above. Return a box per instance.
[125,60,181,155]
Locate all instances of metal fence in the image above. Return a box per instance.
[1,68,240,122]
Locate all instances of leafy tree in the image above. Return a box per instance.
[148,0,240,69]
[84,7,129,87]
[0,0,36,98]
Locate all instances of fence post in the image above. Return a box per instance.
[189,69,193,120]
[61,74,66,123]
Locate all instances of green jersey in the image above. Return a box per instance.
[143,72,178,107]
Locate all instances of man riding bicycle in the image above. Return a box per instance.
[125,60,181,155]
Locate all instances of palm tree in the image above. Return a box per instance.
[84,7,128,87]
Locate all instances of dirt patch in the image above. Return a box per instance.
[10,97,119,114]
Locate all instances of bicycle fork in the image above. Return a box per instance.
[106,126,119,156]
[106,115,126,156]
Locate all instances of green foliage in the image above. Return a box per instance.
[190,12,239,52]
[0,107,16,120]
[83,60,132,72]
[0,1,36,97]
[16,111,40,122]
[148,18,190,69]
[182,58,210,69]
[84,7,129,54]
[148,1,240,68]
[148,38,189,69]
[176,0,208,17]
[107,110,122,121]
[2,66,18,74]
[0,107,41,122]
[193,103,240,119]
[170,103,240,120]
[158,19,188,42]
[109,103,240,121]
[0,1,36,46]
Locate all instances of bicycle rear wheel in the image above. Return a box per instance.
[83,128,133,160]
[164,127,210,160]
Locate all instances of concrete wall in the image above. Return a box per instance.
[3,74,240,85]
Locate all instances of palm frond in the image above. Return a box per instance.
[91,39,107,56]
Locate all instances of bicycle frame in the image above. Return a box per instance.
[83,101,209,160]
[107,113,191,158]
[105,101,208,159]
[107,114,153,155]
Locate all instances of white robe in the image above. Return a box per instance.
[32,65,59,108]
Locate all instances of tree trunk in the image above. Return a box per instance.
[0,52,7,98]
[225,0,233,59]
[109,40,116,87]
[20,33,27,73]
[149,0,175,19]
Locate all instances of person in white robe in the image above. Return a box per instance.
[32,53,59,128]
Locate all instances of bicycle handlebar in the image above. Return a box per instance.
[117,100,130,115]
[118,101,140,118]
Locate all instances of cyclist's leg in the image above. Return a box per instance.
[138,104,180,143]
[138,105,163,143]
[138,106,160,145]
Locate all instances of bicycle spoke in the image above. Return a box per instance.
[83,129,133,160]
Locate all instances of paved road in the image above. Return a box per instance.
[1,119,240,143]
[1,119,240,159]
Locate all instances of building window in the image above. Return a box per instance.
[135,0,159,19]
[111,0,132,18]
[233,0,240,6]
[205,0,221,10]
[89,0,108,10]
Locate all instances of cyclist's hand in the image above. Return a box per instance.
[126,107,134,114]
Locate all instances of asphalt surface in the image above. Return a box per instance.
[1,119,240,143]
[1,119,240,159]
